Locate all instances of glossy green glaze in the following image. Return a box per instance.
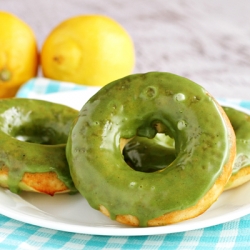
[223,106,250,174]
[66,72,232,226]
[0,98,78,193]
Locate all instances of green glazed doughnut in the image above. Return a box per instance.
[0,98,78,195]
[223,106,250,190]
[66,72,236,227]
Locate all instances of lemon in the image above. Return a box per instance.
[41,15,135,86]
[0,12,38,98]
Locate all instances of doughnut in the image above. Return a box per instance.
[223,106,250,190]
[0,98,78,195]
[66,72,236,227]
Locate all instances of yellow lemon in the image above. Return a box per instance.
[41,15,135,86]
[0,12,38,98]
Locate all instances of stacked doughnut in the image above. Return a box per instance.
[1,72,250,227]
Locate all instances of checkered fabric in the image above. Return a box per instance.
[1,214,250,249]
[0,78,248,249]
[16,78,86,98]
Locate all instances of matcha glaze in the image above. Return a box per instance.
[0,98,78,194]
[67,72,232,226]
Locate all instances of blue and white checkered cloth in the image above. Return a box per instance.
[1,78,250,249]
[16,77,87,98]
[1,214,250,249]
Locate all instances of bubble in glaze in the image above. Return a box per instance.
[177,120,187,130]
[174,93,185,102]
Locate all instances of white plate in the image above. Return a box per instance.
[0,91,250,236]
[32,88,100,110]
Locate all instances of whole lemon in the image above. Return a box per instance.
[41,15,135,86]
[0,12,38,98]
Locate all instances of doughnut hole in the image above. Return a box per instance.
[0,107,69,145]
[122,133,176,173]
[13,124,66,145]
